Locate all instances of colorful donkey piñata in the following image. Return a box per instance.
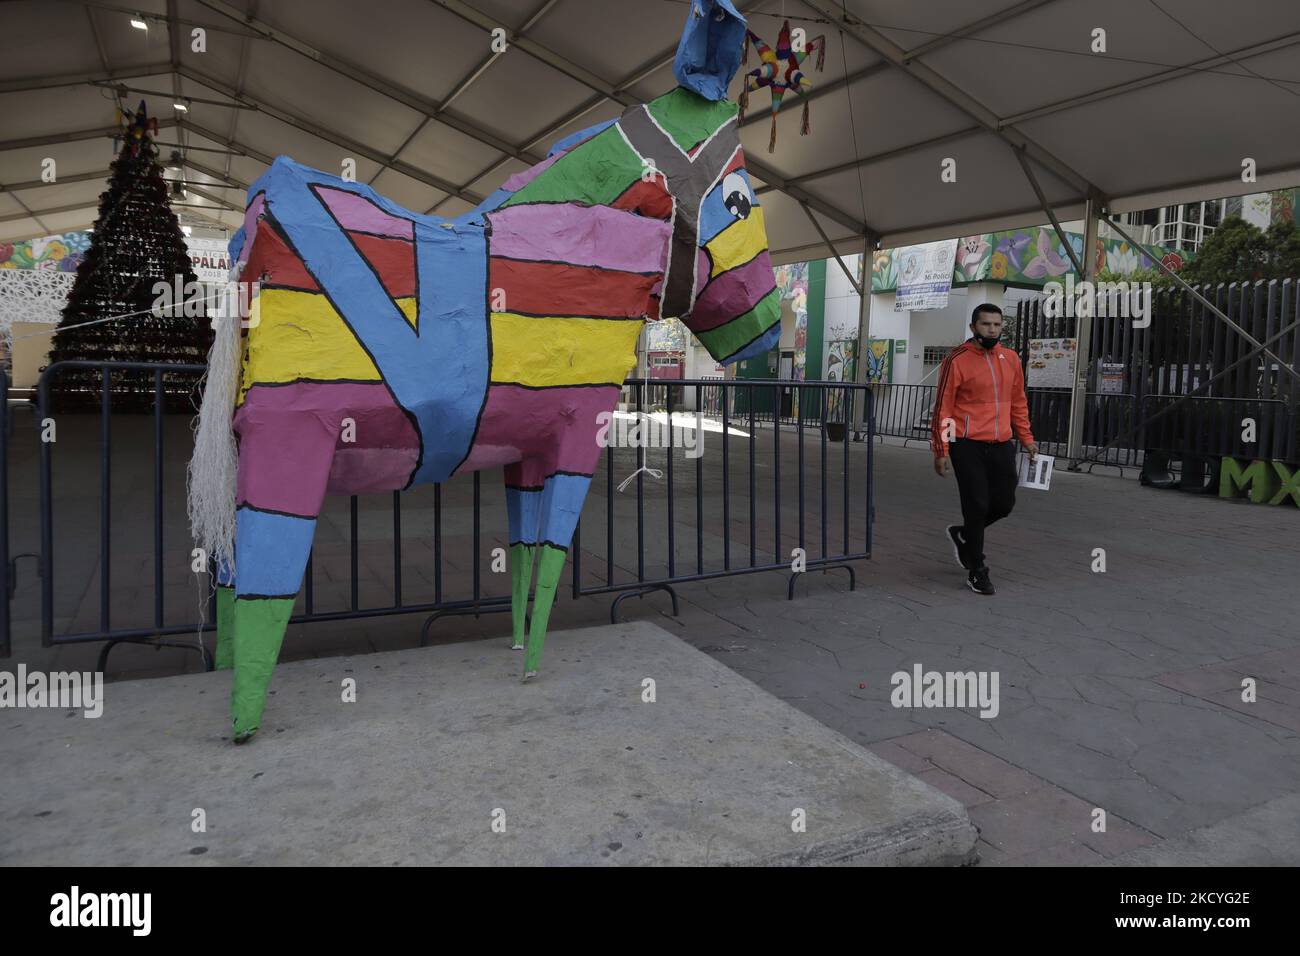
[189,0,780,742]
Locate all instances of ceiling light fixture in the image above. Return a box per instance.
[130,15,148,30]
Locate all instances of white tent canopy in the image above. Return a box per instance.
[3,0,1300,263]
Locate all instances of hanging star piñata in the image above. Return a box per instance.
[739,20,826,152]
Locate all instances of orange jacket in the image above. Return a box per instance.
[931,340,1034,457]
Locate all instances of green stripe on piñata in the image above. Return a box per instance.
[500,89,739,210]
[648,88,738,151]
[695,288,781,360]
[215,585,235,671]
[500,130,641,207]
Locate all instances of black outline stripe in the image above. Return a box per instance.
[716,313,782,365]
[489,253,660,278]
[691,281,780,336]
[243,376,385,389]
[488,380,623,390]
[236,502,318,521]
[489,309,645,322]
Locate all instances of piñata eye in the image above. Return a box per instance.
[723,172,751,220]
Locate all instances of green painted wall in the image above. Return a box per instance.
[804,259,826,381]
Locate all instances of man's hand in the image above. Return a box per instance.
[934,455,949,477]
[1025,441,1039,462]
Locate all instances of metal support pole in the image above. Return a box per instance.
[1012,145,1085,277]
[851,236,875,439]
[799,201,862,296]
[1065,195,1100,467]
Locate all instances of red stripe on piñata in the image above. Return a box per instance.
[243,221,319,291]
[349,232,416,299]
[488,258,658,318]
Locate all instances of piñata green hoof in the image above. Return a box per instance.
[229,595,293,744]
[520,545,565,679]
[509,542,535,653]
[214,586,236,671]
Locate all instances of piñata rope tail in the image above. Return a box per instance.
[187,266,243,577]
[816,37,826,72]
[801,99,811,136]
[768,113,778,153]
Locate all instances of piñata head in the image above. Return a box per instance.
[673,0,747,102]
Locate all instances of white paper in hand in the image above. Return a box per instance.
[1019,453,1054,491]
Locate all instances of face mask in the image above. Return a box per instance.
[974,333,1000,349]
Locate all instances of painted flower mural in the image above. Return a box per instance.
[956,235,990,281]
[1106,242,1141,274]
[872,249,896,292]
[1056,232,1084,268]
[996,231,1032,274]
[0,231,91,271]
[990,251,1009,279]
[1024,227,1070,279]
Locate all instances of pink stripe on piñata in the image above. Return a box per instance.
[315,186,415,239]
[487,204,669,275]
[501,151,564,193]
[686,252,777,332]
[235,382,419,515]
[454,383,622,486]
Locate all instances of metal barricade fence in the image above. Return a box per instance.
[1,363,875,665]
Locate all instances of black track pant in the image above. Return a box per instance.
[949,439,1018,569]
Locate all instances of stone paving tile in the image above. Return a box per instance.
[968,787,1113,856]
[1000,840,1106,866]
[972,839,1007,866]
[915,768,995,807]
[891,729,1046,799]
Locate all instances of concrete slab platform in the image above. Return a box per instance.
[0,621,976,866]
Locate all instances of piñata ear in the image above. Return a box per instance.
[673,0,748,102]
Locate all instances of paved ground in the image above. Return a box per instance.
[4,412,1299,864]
[0,621,975,866]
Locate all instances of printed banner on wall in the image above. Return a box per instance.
[894,239,958,312]
[1027,338,1077,387]
[185,236,234,284]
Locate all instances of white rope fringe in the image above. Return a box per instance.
[186,271,243,577]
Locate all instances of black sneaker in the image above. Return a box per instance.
[968,567,995,595]
[946,525,972,570]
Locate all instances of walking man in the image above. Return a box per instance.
[932,303,1036,595]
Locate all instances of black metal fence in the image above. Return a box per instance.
[574,379,872,610]
[1014,280,1300,467]
[2,363,873,665]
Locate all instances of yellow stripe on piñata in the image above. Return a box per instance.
[238,288,418,402]
[706,207,767,278]
[489,313,642,387]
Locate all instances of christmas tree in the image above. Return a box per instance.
[47,101,212,412]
